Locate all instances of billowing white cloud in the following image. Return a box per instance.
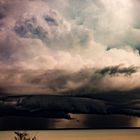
[46,0,140,48]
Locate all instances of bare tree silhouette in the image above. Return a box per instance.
[14,132,37,140]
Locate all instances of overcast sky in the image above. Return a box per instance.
[1,0,140,95]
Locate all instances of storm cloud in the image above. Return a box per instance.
[0,0,140,95]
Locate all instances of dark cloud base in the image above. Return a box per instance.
[0,94,140,130]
